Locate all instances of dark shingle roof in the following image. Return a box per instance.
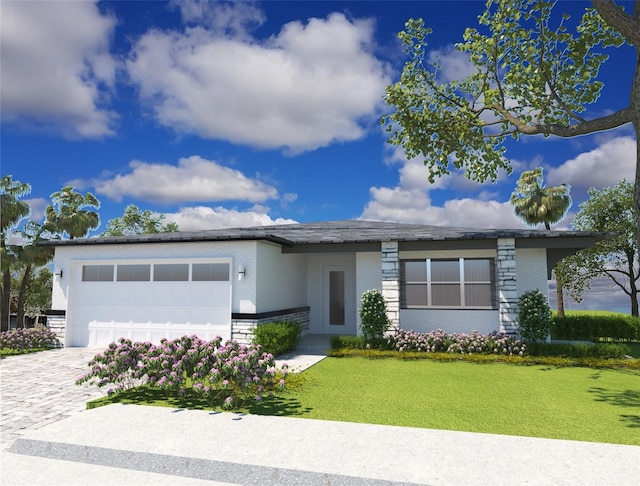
[40,220,612,247]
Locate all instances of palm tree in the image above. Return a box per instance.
[1,176,31,331]
[13,222,55,328]
[510,168,572,230]
[510,168,572,316]
[45,186,100,239]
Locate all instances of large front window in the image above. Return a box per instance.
[401,258,495,309]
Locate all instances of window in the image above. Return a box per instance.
[153,263,189,281]
[401,258,495,309]
[82,265,114,282]
[192,263,229,281]
[117,264,151,282]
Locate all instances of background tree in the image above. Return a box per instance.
[11,267,52,327]
[382,1,640,244]
[510,167,572,315]
[11,221,55,328]
[101,204,179,236]
[1,176,31,331]
[45,186,100,239]
[567,180,639,315]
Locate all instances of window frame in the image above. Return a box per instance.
[400,258,496,310]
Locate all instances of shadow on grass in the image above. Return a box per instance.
[87,385,312,417]
[589,387,640,428]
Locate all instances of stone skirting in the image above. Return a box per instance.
[231,307,311,344]
[497,238,518,335]
[381,241,400,329]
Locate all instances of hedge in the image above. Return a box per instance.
[552,315,640,342]
[252,321,301,356]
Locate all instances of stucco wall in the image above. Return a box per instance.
[51,240,258,313]
[355,251,383,335]
[516,248,549,296]
[255,241,307,312]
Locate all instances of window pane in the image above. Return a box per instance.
[432,283,461,306]
[192,263,229,281]
[405,284,428,306]
[465,283,492,307]
[329,271,345,325]
[82,265,114,282]
[405,261,427,282]
[431,260,460,282]
[117,264,151,282]
[154,263,189,281]
[464,259,491,282]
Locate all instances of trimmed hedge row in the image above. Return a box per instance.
[552,315,640,342]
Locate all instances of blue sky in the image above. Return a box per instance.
[1,1,637,312]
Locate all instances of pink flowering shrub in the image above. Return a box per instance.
[0,328,59,351]
[76,335,287,409]
[387,329,526,356]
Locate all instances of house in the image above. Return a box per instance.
[43,220,608,347]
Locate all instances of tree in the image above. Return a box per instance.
[45,186,100,239]
[101,204,179,236]
[382,1,640,245]
[11,221,55,328]
[1,176,31,331]
[568,180,639,315]
[11,267,52,327]
[511,168,572,230]
[510,167,572,315]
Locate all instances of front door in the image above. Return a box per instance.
[323,265,355,334]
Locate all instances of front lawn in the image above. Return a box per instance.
[88,356,640,446]
[279,358,640,445]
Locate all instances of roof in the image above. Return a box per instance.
[40,219,613,248]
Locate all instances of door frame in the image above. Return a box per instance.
[322,264,356,335]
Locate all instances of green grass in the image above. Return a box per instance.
[282,358,640,445]
[0,347,50,357]
[87,357,640,446]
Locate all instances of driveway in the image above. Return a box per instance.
[0,347,105,449]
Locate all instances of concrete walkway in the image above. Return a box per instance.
[1,345,639,485]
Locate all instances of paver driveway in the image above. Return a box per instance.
[0,348,105,449]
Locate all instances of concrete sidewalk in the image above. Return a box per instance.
[3,403,639,486]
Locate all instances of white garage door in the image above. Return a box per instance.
[68,260,232,347]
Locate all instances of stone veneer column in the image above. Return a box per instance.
[497,238,518,334]
[381,241,400,331]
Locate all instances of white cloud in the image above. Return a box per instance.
[170,0,265,39]
[361,186,526,228]
[428,45,475,82]
[547,136,636,190]
[0,1,118,138]
[89,156,279,204]
[23,198,49,223]
[164,205,297,231]
[127,11,391,153]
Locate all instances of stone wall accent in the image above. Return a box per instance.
[381,241,400,330]
[497,238,518,335]
[45,312,66,348]
[231,308,310,344]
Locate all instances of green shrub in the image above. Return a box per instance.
[517,289,552,343]
[331,335,367,349]
[359,289,390,341]
[552,315,640,342]
[527,342,630,359]
[252,320,301,356]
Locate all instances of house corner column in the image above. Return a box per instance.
[497,238,518,335]
[381,241,400,332]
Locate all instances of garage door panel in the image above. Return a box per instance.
[69,261,232,347]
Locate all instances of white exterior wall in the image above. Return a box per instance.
[255,241,307,311]
[516,248,549,296]
[51,240,258,314]
[355,251,383,336]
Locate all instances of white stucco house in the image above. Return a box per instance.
[42,220,608,347]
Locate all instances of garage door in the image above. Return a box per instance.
[67,260,232,347]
